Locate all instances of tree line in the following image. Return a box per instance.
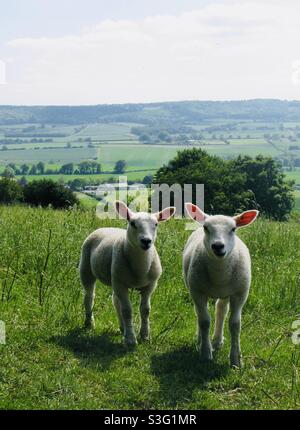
[1,160,128,177]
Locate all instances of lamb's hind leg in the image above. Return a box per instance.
[229,294,247,368]
[79,247,96,329]
[212,298,229,351]
[82,281,96,329]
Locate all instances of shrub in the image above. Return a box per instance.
[23,179,79,209]
[0,178,23,203]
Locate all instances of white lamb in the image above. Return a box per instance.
[183,203,259,367]
[79,201,176,346]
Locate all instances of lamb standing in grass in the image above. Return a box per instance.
[183,203,259,367]
[79,201,176,346]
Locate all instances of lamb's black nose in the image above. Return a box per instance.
[141,238,152,248]
[212,242,225,253]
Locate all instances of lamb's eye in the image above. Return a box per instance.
[203,226,209,233]
[130,221,136,228]
[155,222,158,227]
[231,227,236,233]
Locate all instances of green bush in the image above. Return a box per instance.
[23,179,79,209]
[0,178,23,203]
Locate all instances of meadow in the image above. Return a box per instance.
[0,205,299,410]
[1,120,300,194]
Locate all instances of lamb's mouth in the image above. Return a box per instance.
[213,250,226,258]
[141,244,151,251]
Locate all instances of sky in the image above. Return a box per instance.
[0,0,300,105]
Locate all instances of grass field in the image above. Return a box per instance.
[22,170,156,183]
[295,190,300,210]
[0,205,299,409]
[286,170,300,185]
[0,147,98,164]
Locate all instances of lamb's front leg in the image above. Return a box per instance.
[113,285,137,347]
[229,294,246,368]
[139,282,156,341]
[191,292,212,361]
[212,297,229,351]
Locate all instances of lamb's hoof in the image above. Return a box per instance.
[84,318,95,330]
[200,355,213,363]
[212,337,224,352]
[139,332,150,343]
[199,350,213,362]
[124,336,137,349]
[230,356,243,369]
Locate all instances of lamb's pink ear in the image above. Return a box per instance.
[115,201,133,221]
[234,210,259,228]
[155,207,176,222]
[185,203,208,223]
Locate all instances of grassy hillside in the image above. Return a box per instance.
[1,99,300,125]
[0,206,299,409]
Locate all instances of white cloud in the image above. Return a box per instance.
[1,0,300,104]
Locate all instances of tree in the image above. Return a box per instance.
[60,163,74,175]
[20,164,30,175]
[36,162,45,175]
[79,161,92,174]
[139,133,152,144]
[114,160,127,174]
[0,178,23,203]
[2,166,15,179]
[231,155,294,221]
[142,175,153,185]
[154,149,294,220]
[29,165,37,175]
[23,179,78,209]
[68,178,87,191]
[18,176,28,187]
[154,149,251,215]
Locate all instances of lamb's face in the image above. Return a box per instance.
[127,213,158,251]
[185,203,259,260]
[114,201,176,252]
[203,215,237,259]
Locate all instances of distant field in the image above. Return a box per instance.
[75,123,138,141]
[0,147,98,164]
[23,170,156,183]
[98,144,187,170]
[74,192,99,209]
[0,142,284,169]
[1,121,300,192]
[285,170,300,185]
[294,190,300,210]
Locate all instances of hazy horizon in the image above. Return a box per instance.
[1,97,300,108]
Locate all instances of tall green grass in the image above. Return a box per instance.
[0,205,299,409]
